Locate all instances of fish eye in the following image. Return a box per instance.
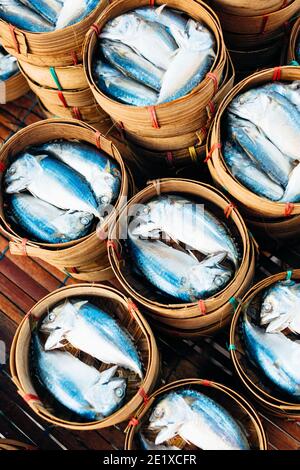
[7,166,16,175]
[143,207,150,215]
[153,407,164,419]
[48,312,55,322]
[115,387,125,398]
[100,195,109,205]
[80,216,90,226]
[180,277,187,286]
[214,275,225,287]
[263,302,273,313]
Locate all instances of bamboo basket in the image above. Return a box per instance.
[230,270,300,418]
[39,99,112,126]
[208,0,294,17]
[224,27,286,49]
[288,17,300,62]
[0,1,110,67]
[124,379,267,450]
[83,0,228,145]
[108,178,256,336]
[18,59,87,90]
[0,119,131,281]
[207,66,300,238]
[2,69,29,103]
[229,41,282,72]
[0,439,37,451]
[10,284,160,430]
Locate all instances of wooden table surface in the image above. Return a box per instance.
[0,95,300,450]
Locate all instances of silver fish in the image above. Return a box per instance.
[0,49,18,81]
[280,163,300,203]
[40,299,143,378]
[149,389,250,449]
[0,0,53,32]
[32,332,127,420]
[20,0,61,24]
[135,5,187,39]
[139,433,180,451]
[55,0,99,29]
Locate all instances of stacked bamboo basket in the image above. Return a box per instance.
[208,0,300,77]
[0,119,133,282]
[83,0,234,175]
[10,284,160,430]
[230,270,300,419]
[0,439,36,451]
[207,65,300,240]
[108,178,256,337]
[0,2,112,128]
[0,44,29,103]
[288,16,300,62]
[125,379,267,450]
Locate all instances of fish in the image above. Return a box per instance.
[55,0,99,29]
[131,194,239,267]
[0,49,18,81]
[227,114,292,188]
[223,140,284,202]
[100,12,177,70]
[260,281,300,334]
[261,81,300,113]
[280,163,300,203]
[148,389,250,450]
[139,433,180,451]
[135,5,187,39]
[0,0,53,32]
[158,20,215,103]
[35,139,121,207]
[40,299,143,378]
[7,193,93,244]
[94,60,158,106]
[243,314,300,397]
[20,0,62,25]
[31,332,127,420]
[5,153,100,218]
[128,229,233,302]
[229,88,300,164]
[100,39,164,92]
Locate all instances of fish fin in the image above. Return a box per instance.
[35,154,48,163]
[105,161,111,173]
[155,4,166,15]
[155,424,180,445]
[44,329,66,350]
[98,365,118,384]
[72,300,89,311]
[200,251,227,267]
[266,314,291,333]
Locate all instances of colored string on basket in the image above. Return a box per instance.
[57,90,68,108]
[0,162,5,173]
[227,343,236,351]
[49,67,62,91]
[166,151,174,167]
[290,60,300,66]
[95,131,102,149]
[260,15,269,34]
[90,23,101,35]
[0,245,9,262]
[201,380,212,387]
[148,106,160,129]
[22,393,40,404]
[139,388,150,404]
[68,267,78,274]
[107,240,121,260]
[127,299,138,317]
[224,203,236,219]
[284,202,294,217]
[229,296,239,312]
[206,72,218,94]
[8,24,20,54]
[207,100,216,118]
[204,143,221,163]
[72,107,82,120]
[149,0,155,6]
[272,66,282,81]
[198,299,206,316]
[189,146,198,163]
[71,51,79,66]
[286,270,293,281]
[128,417,139,427]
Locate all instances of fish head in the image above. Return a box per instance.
[103,12,141,37]
[53,210,94,240]
[5,153,39,193]
[41,300,79,349]
[260,282,299,333]
[85,365,127,418]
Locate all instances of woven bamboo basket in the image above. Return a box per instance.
[10,284,160,430]
[83,0,228,145]
[207,66,300,238]
[0,118,131,281]
[225,27,286,49]
[124,379,267,450]
[288,17,300,62]
[0,439,37,451]
[18,59,87,90]
[0,1,110,67]
[208,0,294,17]
[212,0,299,35]
[2,69,29,103]
[229,41,282,72]
[108,178,256,336]
[38,99,112,126]
[230,270,300,418]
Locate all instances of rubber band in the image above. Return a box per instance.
[281,0,288,6]
[224,203,236,218]
[61,272,71,286]
[95,131,102,149]
[49,67,62,91]
[284,202,294,217]
[138,388,150,404]
[272,66,282,81]
[260,15,269,34]
[166,151,174,167]
[21,238,28,256]
[90,23,101,35]
[149,0,155,6]
[128,417,139,427]
[286,270,293,281]
[229,297,239,312]
[206,72,218,94]
[228,344,236,351]
[207,100,216,118]
[148,106,160,129]
[69,267,78,274]
[22,393,40,404]
[72,107,82,120]
[198,299,206,315]
[196,127,207,145]
[290,60,300,66]
[0,245,9,261]
[201,380,212,387]
[71,51,78,65]
[8,24,20,54]
[204,143,221,163]
[127,299,138,317]
[57,90,68,108]
[0,162,6,172]
[188,146,198,163]
[107,240,121,260]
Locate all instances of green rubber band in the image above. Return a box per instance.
[49,67,62,91]
[229,297,239,311]
[289,60,300,66]
[228,344,236,351]
[286,270,293,281]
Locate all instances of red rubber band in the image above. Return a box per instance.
[107,240,121,260]
[284,202,294,217]
[139,388,150,404]
[69,267,78,274]
[0,162,6,172]
[166,151,174,167]
[71,51,78,65]
[198,300,206,315]
[72,107,82,120]
[149,0,155,6]
[95,131,101,149]
[272,66,282,81]
[90,23,101,35]
[57,90,68,108]
[260,15,269,34]
[281,0,288,7]
[204,143,221,163]
[23,394,40,403]
[201,380,212,387]
[8,24,20,54]
[127,299,138,317]
[224,203,236,218]
[129,417,139,427]
[206,72,218,94]
[148,106,160,129]
[207,100,216,117]
[21,238,28,256]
